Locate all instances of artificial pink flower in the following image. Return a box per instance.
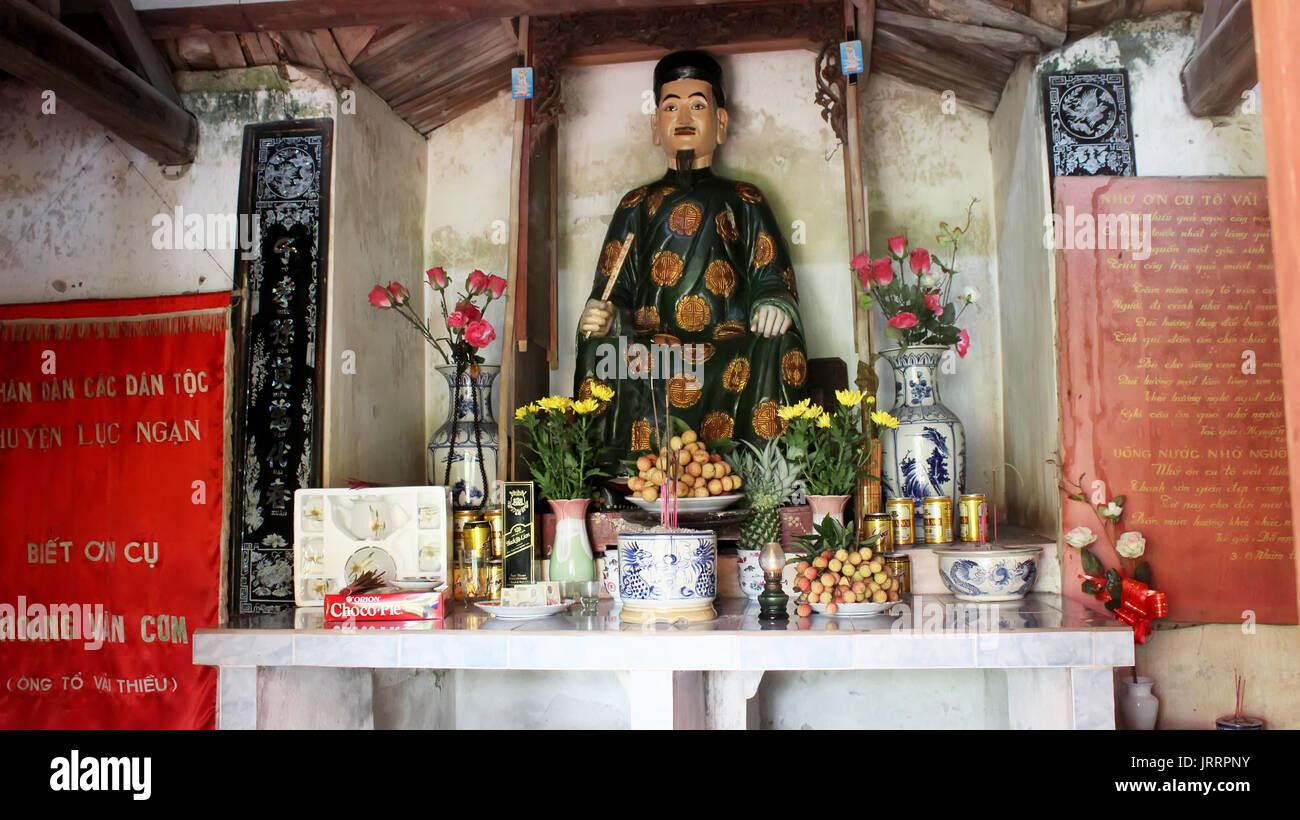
[465,319,496,348]
[871,257,894,286]
[426,266,447,289]
[456,301,482,322]
[887,312,918,329]
[888,235,906,257]
[909,247,931,274]
[957,328,971,358]
[924,293,943,316]
[387,281,410,306]
[446,311,468,329]
[368,285,393,308]
[488,274,507,299]
[467,269,489,293]
[851,252,871,288]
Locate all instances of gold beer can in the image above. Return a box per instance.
[460,520,492,599]
[959,494,989,543]
[884,554,911,596]
[452,510,478,555]
[885,497,915,546]
[862,513,894,554]
[922,496,953,545]
[486,559,504,601]
[484,509,504,559]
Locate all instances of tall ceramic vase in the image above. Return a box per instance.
[879,346,965,527]
[548,498,595,583]
[1119,676,1159,730]
[428,364,499,509]
[806,495,851,526]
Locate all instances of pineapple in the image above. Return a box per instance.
[729,439,801,552]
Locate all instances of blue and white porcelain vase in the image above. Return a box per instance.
[879,346,965,526]
[618,530,717,623]
[428,364,498,509]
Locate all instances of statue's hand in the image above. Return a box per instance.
[579,298,615,337]
[750,304,792,338]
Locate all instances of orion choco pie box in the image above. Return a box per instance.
[323,587,449,623]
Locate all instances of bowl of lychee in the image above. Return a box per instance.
[625,428,742,513]
[790,545,903,617]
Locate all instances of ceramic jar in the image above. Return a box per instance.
[935,544,1041,602]
[547,498,595,584]
[1119,676,1159,730]
[599,548,620,600]
[618,530,717,623]
[428,364,499,509]
[879,346,966,528]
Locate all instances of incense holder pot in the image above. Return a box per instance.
[935,544,1041,602]
[617,530,717,623]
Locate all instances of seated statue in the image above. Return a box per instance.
[573,50,808,450]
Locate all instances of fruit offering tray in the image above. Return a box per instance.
[292,486,453,607]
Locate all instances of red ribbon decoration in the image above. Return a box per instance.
[1077,572,1169,644]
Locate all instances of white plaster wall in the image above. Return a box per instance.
[990,58,1059,537]
[1003,12,1289,729]
[324,79,428,487]
[1039,13,1266,177]
[0,66,334,300]
[858,74,1005,508]
[422,91,514,446]
[554,50,852,395]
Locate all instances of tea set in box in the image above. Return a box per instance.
[292,486,453,607]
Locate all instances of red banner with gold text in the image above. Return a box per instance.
[0,293,227,728]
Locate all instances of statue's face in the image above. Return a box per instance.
[651,78,728,167]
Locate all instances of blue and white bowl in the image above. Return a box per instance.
[618,530,717,623]
[935,544,1041,602]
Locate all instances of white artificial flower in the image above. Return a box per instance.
[962,286,981,304]
[1064,526,1097,549]
[1116,531,1146,559]
[1102,501,1123,519]
[919,271,942,288]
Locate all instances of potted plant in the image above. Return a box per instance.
[368,267,506,509]
[852,202,979,514]
[512,389,615,583]
[727,437,801,599]
[777,390,879,525]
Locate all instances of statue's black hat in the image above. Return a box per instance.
[654,50,726,108]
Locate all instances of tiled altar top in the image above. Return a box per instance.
[195,594,1134,672]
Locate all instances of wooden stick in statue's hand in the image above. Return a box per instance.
[584,231,635,339]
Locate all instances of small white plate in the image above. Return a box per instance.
[474,600,574,619]
[807,600,897,617]
[624,493,742,513]
[390,578,442,591]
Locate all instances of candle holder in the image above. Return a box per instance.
[757,541,789,621]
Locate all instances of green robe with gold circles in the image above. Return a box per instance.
[573,167,808,453]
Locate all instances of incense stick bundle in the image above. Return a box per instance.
[584,231,635,340]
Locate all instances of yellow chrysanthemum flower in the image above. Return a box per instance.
[866,396,876,404]
[591,383,615,402]
[871,410,900,429]
[514,405,533,422]
[835,388,864,407]
[801,404,825,421]
[816,413,832,428]
[573,398,600,415]
[777,404,804,421]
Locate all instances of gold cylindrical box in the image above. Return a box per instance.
[484,509,504,559]
[922,496,953,545]
[884,554,911,596]
[486,559,504,601]
[459,520,491,599]
[862,512,894,554]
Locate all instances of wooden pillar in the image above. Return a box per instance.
[1252,0,1300,604]
[845,0,876,396]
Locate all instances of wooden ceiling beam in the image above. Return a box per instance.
[96,0,181,103]
[0,0,197,163]
[139,0,779,39]
[876,7,1041,51]
[1181,0,1255,116]
[885,0,1065,45]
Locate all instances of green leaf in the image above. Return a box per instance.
[1069,493,1087,503]
[1082,579,1100,595]
[1079,548,1102,576]
[1135,561,1152,585]
[1112,495,1127,506]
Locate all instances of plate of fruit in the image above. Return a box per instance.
[789,518,903,618]
[625,427,743,511]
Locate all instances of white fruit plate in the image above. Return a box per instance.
[624,493,742,514]
[474,600,574,619]
[389,577,442,591]
[807,600,898,617]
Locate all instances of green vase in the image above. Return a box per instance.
[548,498,595,583]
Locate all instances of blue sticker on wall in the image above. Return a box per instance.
[511,67,534,100]
[839,40,864,75]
